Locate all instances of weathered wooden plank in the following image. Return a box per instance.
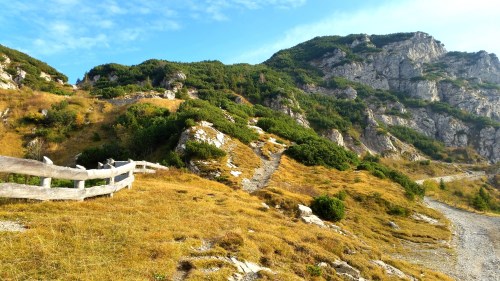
[135,161,169,170]
[0,156,136,180]
[0,176,134,201]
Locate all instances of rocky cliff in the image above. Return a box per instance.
[308,32,500,122]
[272,32,499,163]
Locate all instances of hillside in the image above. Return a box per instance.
[0,45,71,95]
[0,32,499,280]
[0,168,454,280]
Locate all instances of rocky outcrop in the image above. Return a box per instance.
[0,54,64,90]
[263,94,310,127]
[0,56,18,90]
[176,121,226,153]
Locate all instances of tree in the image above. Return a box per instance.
[439,179,446,190]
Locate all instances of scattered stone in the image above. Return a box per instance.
[317,262,329,268]
[371,260,416,281]
[163,90,176,100]
[297,204,313,216]
[230,171,242,177]
[331,260,367,281]
[260,202,270,209]
[388,221,400,230]
[301,215,326,228]
[0,220,26,232]
[247,125,264,135]
[39,71,51,82]
[411,212,439,225]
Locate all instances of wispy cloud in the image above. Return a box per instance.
[0,0,305,55]
[200,0,306,21]
[230,0,500,63]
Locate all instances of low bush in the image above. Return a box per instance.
[184,141,226,160]
[310,195,345,222]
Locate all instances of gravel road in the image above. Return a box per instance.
[424,198,500,281]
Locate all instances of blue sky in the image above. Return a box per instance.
[1,0,499,83]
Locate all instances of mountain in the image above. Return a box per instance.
[78,32,499,164]
[265,32,500,163]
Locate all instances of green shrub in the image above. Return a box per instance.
[184,141,226,160]
[76,143,130,169]
[336,190,347,201]
[286,138,358,171]
[310,195,345,221]
[306,265,322,277]
[358,161,425,199]
[161,151,185,168]
[387,205,408,216]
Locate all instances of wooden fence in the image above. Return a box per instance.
[0,155,168,201]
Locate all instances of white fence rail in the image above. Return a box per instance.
[0,155,168,201]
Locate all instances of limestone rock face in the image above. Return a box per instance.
[310,32,499,121]
[303,32,499,163]
[323,129,345,147]
[263,94,310,128]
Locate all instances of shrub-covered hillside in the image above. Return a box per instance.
[0,45,70,94]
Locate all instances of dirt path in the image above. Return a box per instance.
[415,172,485,185]
[241,141,284,193]
[424,197,500,281]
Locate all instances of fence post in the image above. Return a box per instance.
[74,165,86,189]
[104,163,115,185]
[127,159,134,189]
[40,156,53,188]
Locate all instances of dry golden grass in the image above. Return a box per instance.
[0,169,452,280]
[0,89,67,158]
[136,98,184,112]
[380,158,463,180]
[425,178,500,215]
[264,156,453,272]
[47,99,123,166]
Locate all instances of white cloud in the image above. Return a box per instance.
[231,0,500,63]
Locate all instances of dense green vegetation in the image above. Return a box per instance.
[0,44,70,94]
[472,186,499,212]
[358,155,425,199]
[255,107,359,171]
[84,59,301,105]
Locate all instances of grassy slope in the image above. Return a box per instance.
[382,159,500,214]
[0,166,452,280]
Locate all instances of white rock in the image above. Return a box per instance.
[411,213,439,225]
[230,171,242,177]
[301,215,326,227]
[372,260,416,281]
[39,71,51,82]
[297,204,313,216]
